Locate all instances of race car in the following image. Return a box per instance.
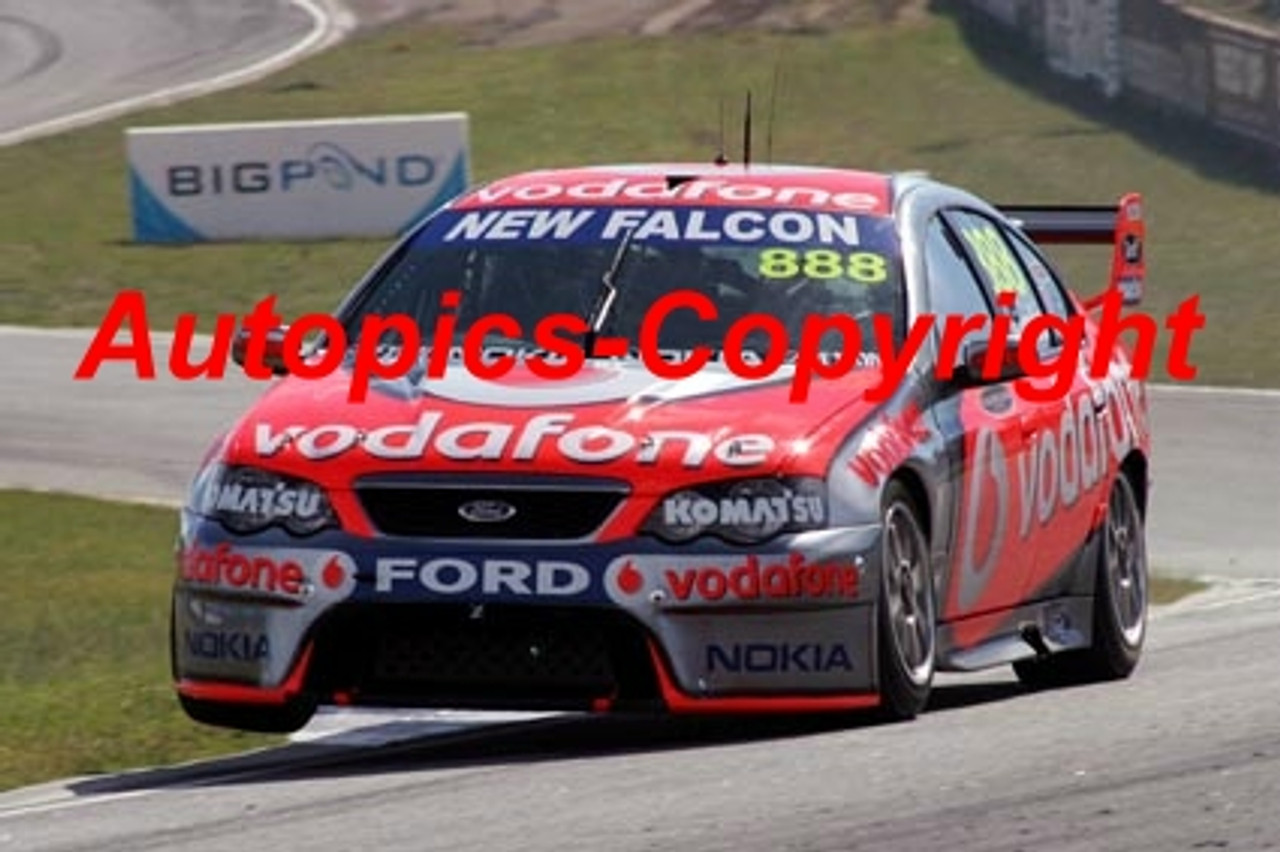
[171,162,1151,732]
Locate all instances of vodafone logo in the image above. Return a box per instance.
[256,412,776,469]
[180,544,351,599]
[609,554,861,605]
[457,177,883,213]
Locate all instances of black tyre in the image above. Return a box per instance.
[1014,470,1148,688]
[875,480,936,721]
[179,693,317,734]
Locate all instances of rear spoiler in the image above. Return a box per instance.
[997,192,1145,308]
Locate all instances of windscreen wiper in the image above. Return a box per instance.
[583,227,637,358]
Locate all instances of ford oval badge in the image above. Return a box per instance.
[458,499,518,524]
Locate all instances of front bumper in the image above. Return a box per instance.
[171,512,884,712]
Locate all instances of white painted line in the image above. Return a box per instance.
[641,0,718,35]
[11,484,183,510]
[0,325,100,340]
[1148,383,1280,399]
[1176,587,1280,612]
[290,707,566,747]
[1152,577,1280,619]
[0,790,150,821]
[0,0,357,148]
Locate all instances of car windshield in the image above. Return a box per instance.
[342,204,904,361]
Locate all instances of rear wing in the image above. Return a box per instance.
[997,191,1145,308]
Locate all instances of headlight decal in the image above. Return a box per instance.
[644,476,828,545]
[192,465,337,536]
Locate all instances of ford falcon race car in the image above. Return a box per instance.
[172,163,1151,732]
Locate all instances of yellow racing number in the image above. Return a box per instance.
[757,249,888,285]
[959,225,1028,295]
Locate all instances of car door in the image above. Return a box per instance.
[920,212,1038,626]
[1001,226,1115,598]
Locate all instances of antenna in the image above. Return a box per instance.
[715,96,728,166]
[742,90,753,168]
[766,61,781,163]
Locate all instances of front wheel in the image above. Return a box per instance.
[875,480,936,721]
[1014,470,1148,688]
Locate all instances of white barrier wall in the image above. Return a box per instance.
[127,114,470,242]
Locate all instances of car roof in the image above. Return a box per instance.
[449,163,902,217]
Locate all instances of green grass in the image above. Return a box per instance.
[0,491,278,792]
[1,9,1277,387]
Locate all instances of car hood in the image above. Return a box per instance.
[220,360,888,491]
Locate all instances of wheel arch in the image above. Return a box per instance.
[1120,449,1148,519]
[886,464,932,544]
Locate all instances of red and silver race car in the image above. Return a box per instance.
[172,163,1151,731]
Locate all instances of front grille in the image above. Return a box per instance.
[306,605,658,710]
[355,476,627,540]
[374,618,613,689]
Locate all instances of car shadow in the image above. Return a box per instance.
[65,678,1029,798]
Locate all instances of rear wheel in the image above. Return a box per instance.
[1014,470,1148,688]
[178,693,317,734]
[875,480,936,721]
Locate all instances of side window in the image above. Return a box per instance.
[945,210,1044,329]
[1005,228,1072,320]
[924,215,992,323]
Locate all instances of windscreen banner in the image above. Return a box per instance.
[126,114,470,243]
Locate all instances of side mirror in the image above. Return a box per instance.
[231,325,291,376]
[954,334,1026,385]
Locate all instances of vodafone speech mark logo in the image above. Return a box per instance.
[607,553,861,606]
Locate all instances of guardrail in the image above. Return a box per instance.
[959,0,1278,155]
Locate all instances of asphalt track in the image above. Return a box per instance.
[2,3,1280,849]
[0,0,351,146]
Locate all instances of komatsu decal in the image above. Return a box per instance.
[662,494,826,527]
[203,482,324,521]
